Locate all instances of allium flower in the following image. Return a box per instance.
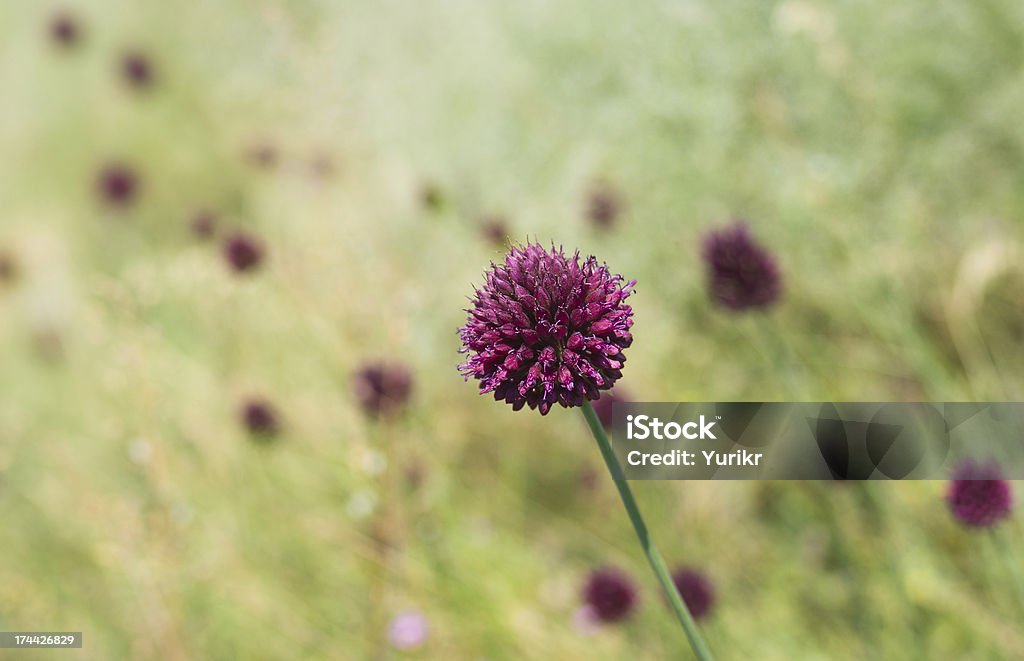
[190,210,218,240]
[241,398,280,439]
[97,163,140,207]
[586,181,624,230]
[581,566,638,623]
[947,460,1014,528]
[49,12,81,47]
[671,567,715,620]
[354,362,414,419]
[591,389,629,430]
[388,610,429,650]
[223,232,265,273]
[121,51,154,89]
[702,222,781,311]
[458,243,635,415]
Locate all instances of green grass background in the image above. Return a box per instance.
[1,0,1024,658]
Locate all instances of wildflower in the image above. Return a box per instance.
[586,181,624,230]
[354,362,414,419]
[190,210,218,240]
[121,51,154,89]
[671,567,715,620]
[240,398,280,439]
[480,215,509,246]
[388,611,429,650]
[591,389,629,430]
[49,12,81,47]
[702,222,781,311]
[581,566,638,623]
[458,242,635,414]
[222,232,265,273]
[947,460,1013,528]
[97,163,140,207]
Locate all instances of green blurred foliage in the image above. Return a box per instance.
[1,0,1023,658]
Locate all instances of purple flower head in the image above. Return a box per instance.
[97,163,140,207]
[702,222,781,311]
[671,567,715,620]
[581,566,638,623]
[458,243,635,415]
[241,398,280,439]
[586,181,624,231]
[947,460,1014,528]
[591,388,629,430]
[190,210,218,240]
[49,12,81,47]
[223,232,265,274]
[354,362,414,419]
[388,610,429,650]
[121,51,154,89]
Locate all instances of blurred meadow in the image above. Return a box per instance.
[2,0,1024,658]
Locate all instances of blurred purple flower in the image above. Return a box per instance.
[190,210,218,240]
[97,163,140,207]
[572,605,601,635]
[388,610,429,650]
[480,215,510,246]
[121,51,154,89]
[223,232,265,274]
[354,362,414,419]
[671,567,715,620]
[241,398,280,439]
[49,12,81,47]
[586,181,624,231]
[591,389,629,430]
[947,460,1013,528]
[702,222,781,311]
[581,566,638,623]
[458,243,635,415]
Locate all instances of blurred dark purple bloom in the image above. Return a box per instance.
[458,243,635,415]
[354,362,414,419]
[947,461,1013,528]
[388,610,429,650]
[586,181,624,230]
[190,210,218,240]
[241,398,280,439]
[480,215,509,246]
[121,51,154,89]
[591,389,629,430]
[582,566,638,623]
[223,232,265,273]
[671,567,715,620]
[97,163,140,207]
[49,12,80,47]
[702,222,781,311]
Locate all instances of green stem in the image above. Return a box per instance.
[581,401,714,661]
[990,527,1024,617]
